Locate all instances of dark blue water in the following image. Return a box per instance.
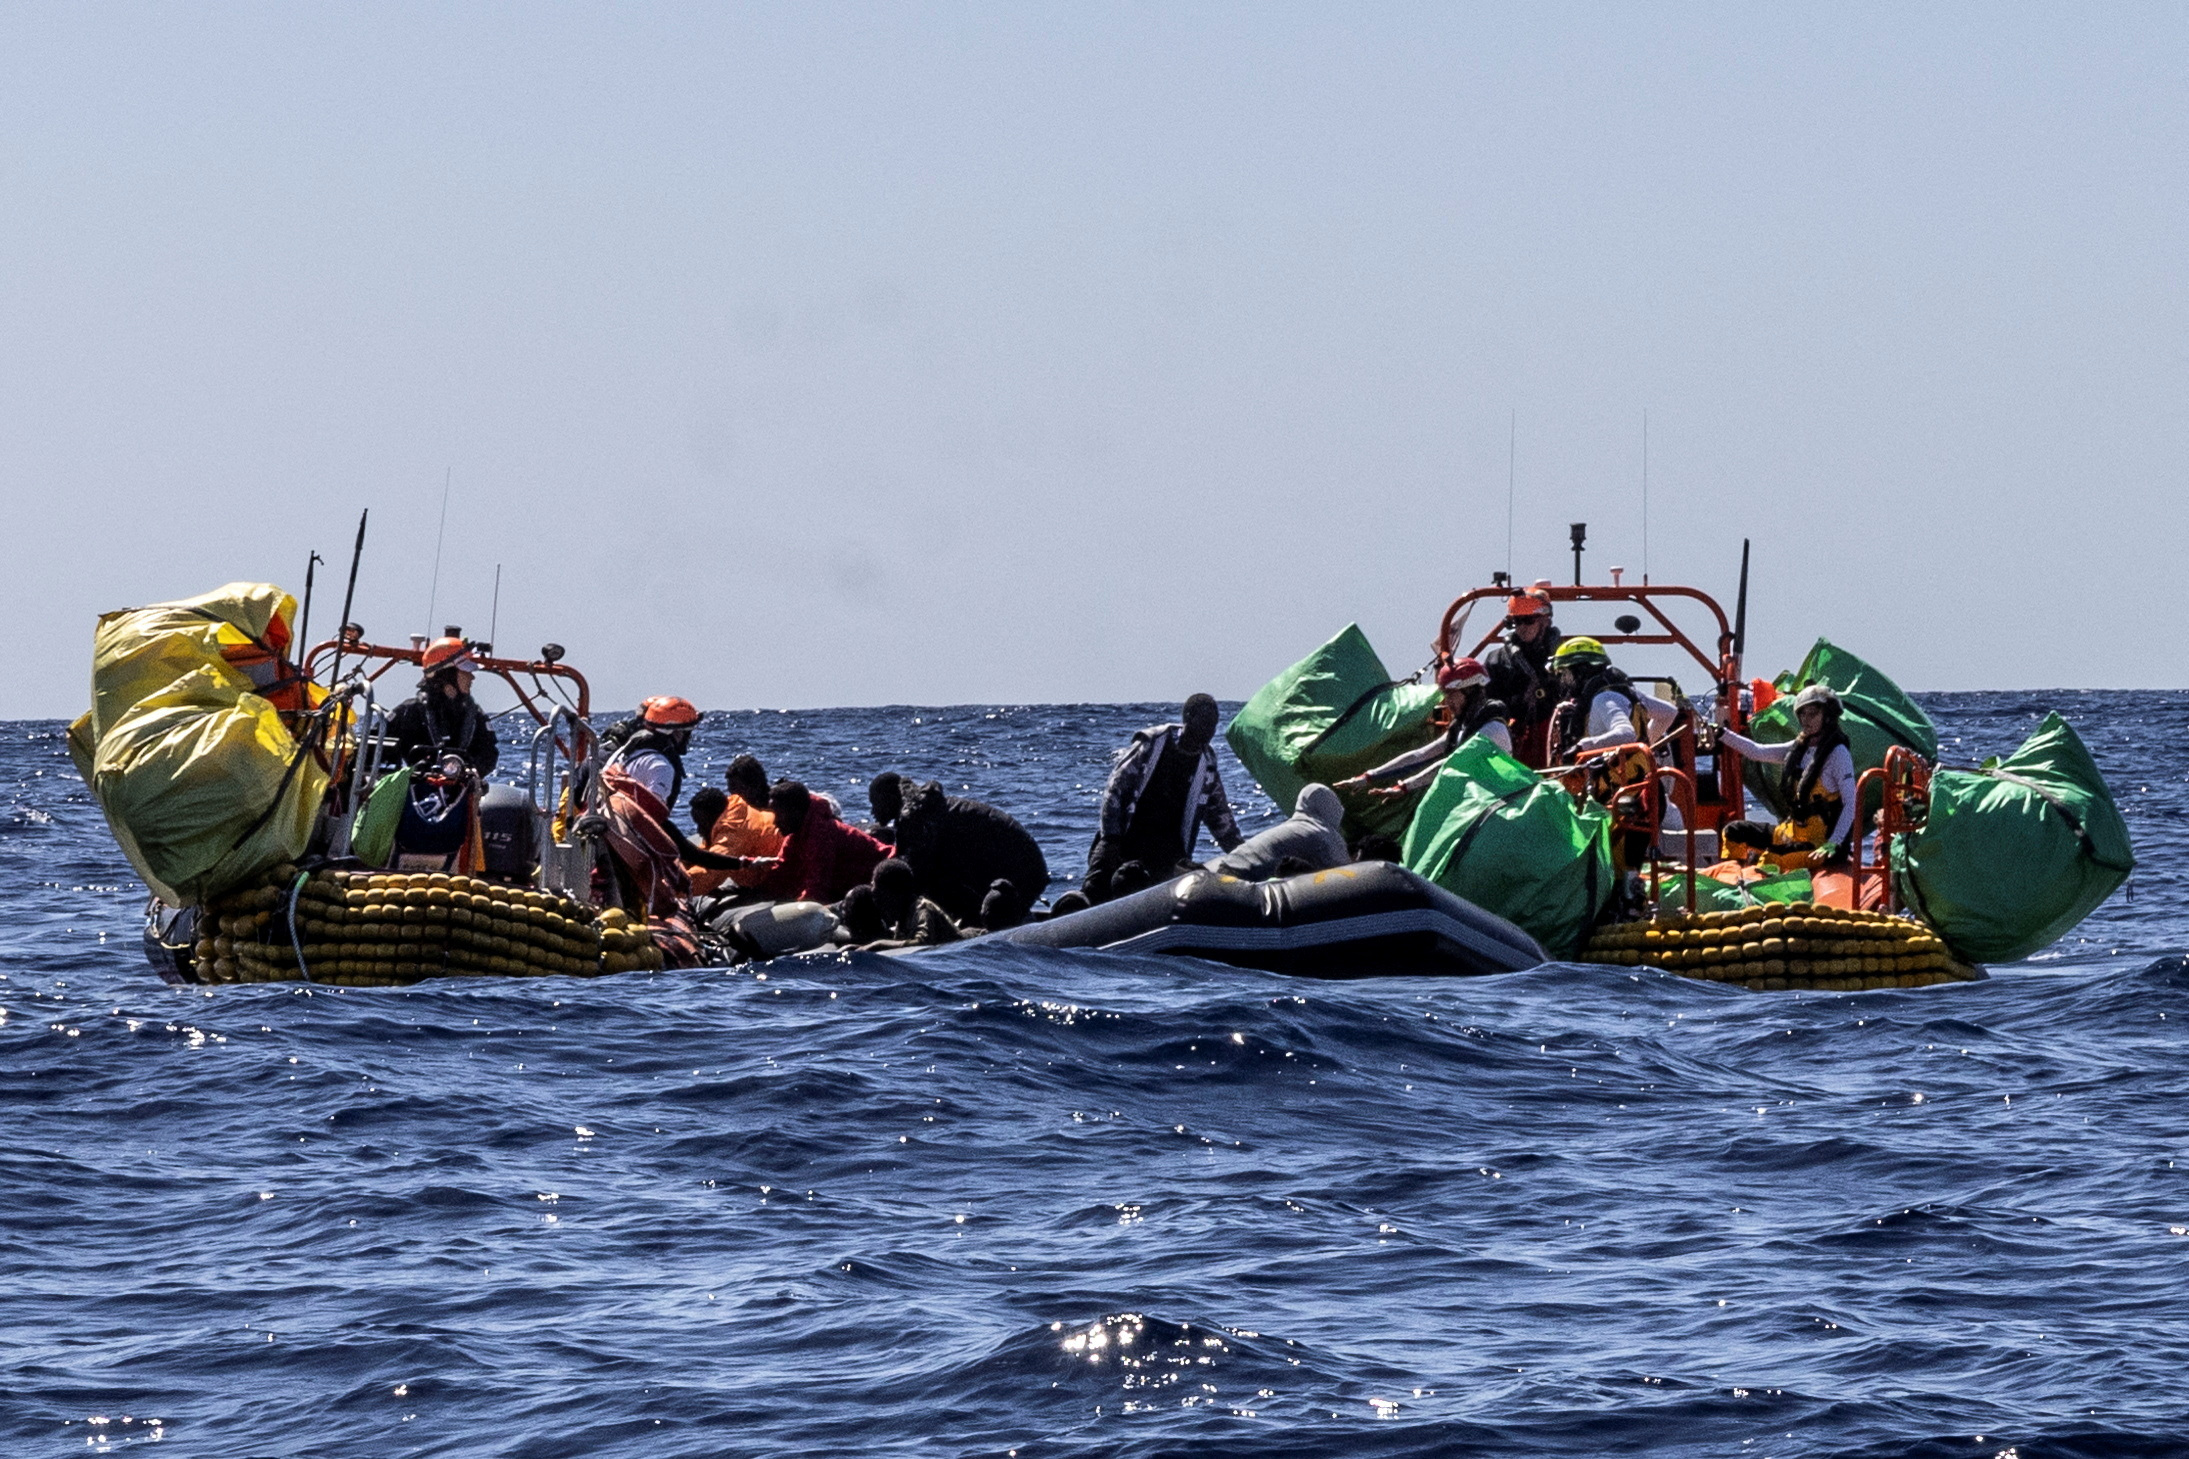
[3,693,2185,1458]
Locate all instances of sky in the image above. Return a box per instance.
[3,3,2183,718]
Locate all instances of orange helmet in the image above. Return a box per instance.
[421,636,479,673]
[1504,590,1551,619]
[640,695,702,728]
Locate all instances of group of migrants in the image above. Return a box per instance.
[384,589,1854,963]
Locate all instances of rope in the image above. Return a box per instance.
[285,870,318,984]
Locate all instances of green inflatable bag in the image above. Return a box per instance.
[1891,712,2133,963]
[1744,639,1939,819]
[1227,624,1442,840]
[1653,867,1811,916]
[1400,734,1613,959]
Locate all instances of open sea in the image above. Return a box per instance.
[2,691,2184,1459]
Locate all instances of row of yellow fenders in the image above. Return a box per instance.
[195,867,666,987]
[1577,902,1984,992]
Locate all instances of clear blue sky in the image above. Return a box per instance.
[4,4,2182,718]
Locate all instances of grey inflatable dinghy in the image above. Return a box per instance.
[992,861,1544,978]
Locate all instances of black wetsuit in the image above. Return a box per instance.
[1482,629,1564,747]
[389,688,499,775]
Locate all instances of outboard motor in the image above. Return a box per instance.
[477,783,539,881]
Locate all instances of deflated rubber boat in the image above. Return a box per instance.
[991,861,1545,978]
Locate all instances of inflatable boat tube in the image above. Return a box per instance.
[994,861,1545,978]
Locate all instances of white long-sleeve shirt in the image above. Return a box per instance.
[1359,719,1515,794]
[1718,729,1858,846]
[1572,689,1679,755]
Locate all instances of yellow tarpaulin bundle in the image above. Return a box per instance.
[68,582,329,907]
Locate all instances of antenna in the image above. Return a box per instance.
[1733,537,1751,660]
[1641,410,1650,586]
[489,563,502,649]
[1505,410,1516,578]
[331,509,369,685]
[297,550,323,653]
[424,466,451,636]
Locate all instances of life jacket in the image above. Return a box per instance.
[1485,629,1564,726]
[406,688,490,767]
[1551,669,1641,762]
[603,728,688,811]
[1770,739,1846,854]
[216,612,320,719]
[688,795,784,896]
[597,761,692,918]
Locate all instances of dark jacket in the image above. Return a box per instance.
[388,687,499,775]
[1482,628,1565,734]
[1088,723,1242,877]
[893,781,1051,923]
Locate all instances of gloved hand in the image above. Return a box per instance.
[1814,841,1841,863]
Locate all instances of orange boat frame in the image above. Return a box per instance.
[1434,581,1751,834]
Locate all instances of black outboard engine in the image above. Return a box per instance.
[477,783,539,881]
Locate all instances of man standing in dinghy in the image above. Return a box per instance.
[1085,693,1243,900]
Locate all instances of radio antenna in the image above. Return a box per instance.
[1505,410,1516,578]
[297,550,323,654]
[331,509,369,686]
[489,563,502,649]
[425,466,451,636]
[1641,411,1650,585]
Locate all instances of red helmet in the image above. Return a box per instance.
[1437,657,1490,692]
[421,636,479,673]
[640,695,702,729]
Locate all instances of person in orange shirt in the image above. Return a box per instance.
[686,754,786,896]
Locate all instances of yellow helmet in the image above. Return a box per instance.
[1553,636,1607,662]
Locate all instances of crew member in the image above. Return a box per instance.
[389,637,499,775]
[1335,658,1513,801]
[1547,638,1678,762]
[1085,693,1243,899]
[1715,684,1858,868]
[1481,588,1564,766]
[585,696,761,916]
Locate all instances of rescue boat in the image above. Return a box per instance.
[1225,529,2133,988]
[71,579,638,987]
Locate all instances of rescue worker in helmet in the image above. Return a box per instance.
[1480,588,1564,766]
[389,637,500,776]
[1547,637,1678,763]
[1714,683,1858,869]
[581,697,771,918]
[1335,657,1514,801]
